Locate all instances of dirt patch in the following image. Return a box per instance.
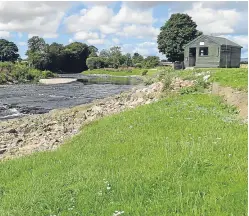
[211,82,248,119]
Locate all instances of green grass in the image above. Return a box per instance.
[209,68,248,91]
[0,94,247,215]
[176,68,248,91]
[83,68,159,76]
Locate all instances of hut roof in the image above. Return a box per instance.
[183,35,243,48]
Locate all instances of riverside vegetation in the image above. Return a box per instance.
[0,62,54,84]
[0,67,247,215]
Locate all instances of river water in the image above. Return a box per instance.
[0,74,141,120]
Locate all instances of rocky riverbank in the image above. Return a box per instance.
[0,82,164,161]
[1,76,247,161]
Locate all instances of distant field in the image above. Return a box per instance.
[83,68,159,76]
[240,64,248,68]
[0,94,247,215]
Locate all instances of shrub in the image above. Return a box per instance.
[0,63,54,84]
[86,57,106,70]
[180,86,199,95]
[135,63,142,68]
[143,56,160,68]
[141,70,148,76]
[0,62,14,73]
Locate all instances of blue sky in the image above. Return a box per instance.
[0,1,247,59]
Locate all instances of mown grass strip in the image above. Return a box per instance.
[83,68,159,77]
[0,94,247,215]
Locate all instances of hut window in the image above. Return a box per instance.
[199,47,208,56]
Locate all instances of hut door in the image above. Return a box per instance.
[189,48,196,66]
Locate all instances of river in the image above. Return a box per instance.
[0,74,142,120]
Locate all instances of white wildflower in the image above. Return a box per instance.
[203,75,210,82]
[107,183,111,190]
[113,210,125,216]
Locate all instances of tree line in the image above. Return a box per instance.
[86,46,160,70]
[0,13,204,73]
[0,37,160,73]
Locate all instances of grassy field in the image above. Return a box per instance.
[0,94,247,215]
[209,68,248,91]
[83,68,160,76]
[177,68,248,91]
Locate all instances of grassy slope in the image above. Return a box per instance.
[0,94,247,215]
[83,68,159,76]
[178,68,248,91]
[209,68,248,91]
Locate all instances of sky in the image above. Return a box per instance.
[0,1,247,59]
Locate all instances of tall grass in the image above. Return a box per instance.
[0,94,247,215]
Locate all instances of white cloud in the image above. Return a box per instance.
[73,31,106,45]
[0,2,70,35]
[112,3,155,25]
[87,39,105,45]
[82,1,116,8]
[217,35,248,48]
[99,24,119,34]
[112,38,120,44]
[100,34,106,39]
[0,30,10,38]
[138,42,157,48]
[74,31,99,40]
[64,5,114,33]
[125,2,163,9]
[118,25,160,39]
[184,2,242,35]
[121,41,161,58]
[18,41,27,46]
[28,33,58,39]
[68,38,74,44]
[43,33,58,39]
[64,2,157,37]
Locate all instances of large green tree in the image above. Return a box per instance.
[99,49,111,58]
[132,52,144,65]
[124,53,133,67]
[88,45,98,57]
[0,39,19,62]
[62,42,90,73]
[26,36,49,70]
[86,57,106,70]
[109,46,122,68]
[157,13,202,62]
[46,42,64,72]
[143,56,160,68]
